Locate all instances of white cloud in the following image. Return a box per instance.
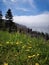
[11,0,18,3]
[3,11,49,33]
[11,0,16,2]
[13,12,49,28]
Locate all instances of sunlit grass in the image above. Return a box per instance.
[0,31,49,65]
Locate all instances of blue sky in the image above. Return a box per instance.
[0,0,49,16]
[0,0,49,33]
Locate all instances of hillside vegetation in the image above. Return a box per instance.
[0,31,49,65]
[0,9,49,40]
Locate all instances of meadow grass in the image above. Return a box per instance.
[0,31,49,65]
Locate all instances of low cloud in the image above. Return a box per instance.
[3,11,49,33]
[13,12,49,28]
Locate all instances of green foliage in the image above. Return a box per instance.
[5,9,13,20]
[0,31,49,65]
[0,11,3,19]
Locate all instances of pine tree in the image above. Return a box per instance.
[5,9,13,32]
[5,9,13,20]
[0,10,3,29]
[0,10,3,19]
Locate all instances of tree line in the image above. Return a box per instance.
[0,9,13,21]
[0,9,16,32]
[0,9,49,40]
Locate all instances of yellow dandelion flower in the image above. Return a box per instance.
[28,56,32,58]
[37,54,40,56]
[28,54,36,59]
[28,46,32,48]
[6,41,9,44]
[32,55,36,57]
[22,46,25,48]
[22,45,26,48]
[25,49,30,51]
[4,62,8,65]
[16,42,19,45]
[35,63,39,65]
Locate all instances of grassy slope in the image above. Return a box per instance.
[0,31,49,65]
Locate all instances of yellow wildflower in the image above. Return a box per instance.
[28,56,32,58]
[16,42,19,45]
[35,63,39,65]
[4,62,8,65]
[28,46,32,48]
[6,41,9,44]
[22,45,26,48]
[32,55,36,57]
[28,55,36,59]
[37,54,40,56]
[25,49,30,51]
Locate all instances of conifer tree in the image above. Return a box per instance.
[0,10,3,29]
[5,9,13,32]
[0,10,3,19]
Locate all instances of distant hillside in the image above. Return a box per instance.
[0,19,49,40]
[0,19,29,33]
